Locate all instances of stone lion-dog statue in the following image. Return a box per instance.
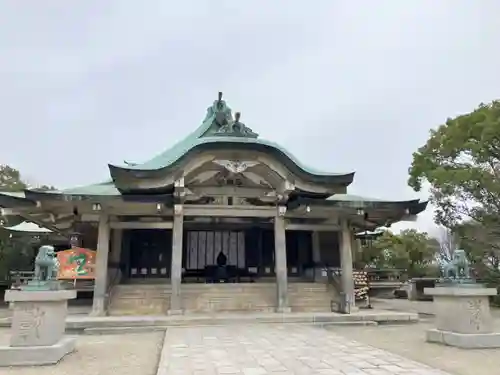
[33,245,60,281]
[441,249,471,280]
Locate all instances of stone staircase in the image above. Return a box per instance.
[288,283,334,312]
[108,283,170,316]
[108,282,334,316]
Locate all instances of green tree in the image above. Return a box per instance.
[453,221,500,275]
[357,236,386,269]
[408,100,500,301]
[0,165,27,192]
[0,165,27,228]
[0,229,34,282]
[408,100,500,245]
[364,229,439,277]
[0,165,57,227]
[0,165,56,280]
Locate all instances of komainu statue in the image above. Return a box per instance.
[440,249,472,281]
[34,245,60,281]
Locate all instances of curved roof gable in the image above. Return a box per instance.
[108,93,354,186]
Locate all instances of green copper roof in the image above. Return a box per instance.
[0,191,36,207]
[0,191,26,198]
[61,181,120,196]
[325,194,424,210]
[293,194,426,213]
[6,221,52,233]
[109,94,353,180]
[326,194,386,202]
[9,182,121,197]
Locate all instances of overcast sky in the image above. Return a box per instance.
[1,1,499,235]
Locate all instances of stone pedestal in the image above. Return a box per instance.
[0,289,77,366]
[424,285,500,348]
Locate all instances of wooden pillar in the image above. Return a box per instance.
[340,218,355,311]
[274,206,290,313]
[110,229,123,264]
[90,214,110,316]
[311,231,322,281]
[168,204,184,314]
[351,233,360,268]
[109,228,123,285]
[312,231,321,264]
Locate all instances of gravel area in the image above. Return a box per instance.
[329,321,500,375]
[0,329,164,375]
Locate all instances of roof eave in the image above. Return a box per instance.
[24,189,98,203]
[408,201,428,215]
[108,142,355,191]
[288,197,425,210]
[0,192,37,208]
[24,189,175,205]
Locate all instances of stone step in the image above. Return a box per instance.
[108,282,336,315]
[83,326,168,335]
[110,299,169,308]
[108,309,167,316]
[322,321,378,327]
[0,311,419,331]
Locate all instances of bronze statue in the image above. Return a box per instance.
[215,112,259,138]
[203,92,259,138]
[440,249,473,282]
[33,245,59,282]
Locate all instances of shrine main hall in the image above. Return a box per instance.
[0,93,426,316]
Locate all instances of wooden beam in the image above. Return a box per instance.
[110,221,173,229]
[184,205,276,218]
[286,211,340,220]
[187,186,274,198]
[286,223,340,231]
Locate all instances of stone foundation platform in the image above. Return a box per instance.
[0,310,418,333]
[0,289,76,366]
[0,336,76,366]
[426,329,500,349]
[424,285,500,348]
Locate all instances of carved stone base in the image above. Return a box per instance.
[0,336,76,366]
[2,289,76,366]
[424,285,499,348]
[426,329,500,349]
[4,290,76,347]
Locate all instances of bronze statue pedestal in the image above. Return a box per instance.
[424,285,500,348]
[0,289,77,366]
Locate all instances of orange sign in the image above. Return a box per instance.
[57,247,96,280]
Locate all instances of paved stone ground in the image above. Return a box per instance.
[331,320,500,375]
[158,324,451,375]
[0,329,163,375]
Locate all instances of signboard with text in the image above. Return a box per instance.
[57,247,96,280]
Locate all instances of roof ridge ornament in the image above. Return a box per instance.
[203,91,233,127]
[215,111,259,138]
[203,92,259,138]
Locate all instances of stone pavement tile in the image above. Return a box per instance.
[156,324,452,375]
[241,368,267,375]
